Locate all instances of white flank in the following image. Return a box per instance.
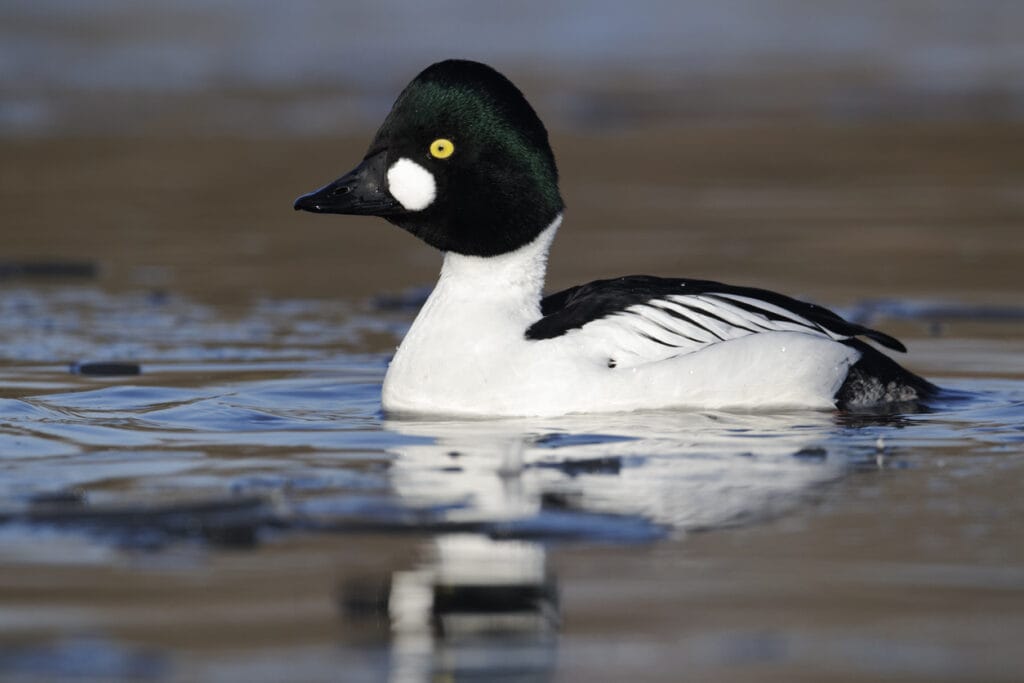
[387,158,436,211]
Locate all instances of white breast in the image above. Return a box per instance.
[382,217,560,415]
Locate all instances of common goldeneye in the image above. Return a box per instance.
[294,59,935,416]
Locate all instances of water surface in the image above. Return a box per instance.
[0,273,1022,682]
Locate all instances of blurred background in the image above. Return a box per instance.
[3,0,1022,307]
[4,0,1024,135]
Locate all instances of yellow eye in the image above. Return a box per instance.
[429,138,455,159]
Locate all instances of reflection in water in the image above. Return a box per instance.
[385,409,855,534]
[341,535,558,683]
[332,410,861,680]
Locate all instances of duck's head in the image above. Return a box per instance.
[294,59,563,257]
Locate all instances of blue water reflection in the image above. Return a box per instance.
[0,365,875,548]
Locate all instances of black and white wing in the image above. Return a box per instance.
[526,275,906,369]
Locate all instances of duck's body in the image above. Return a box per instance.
[295,59,935,417]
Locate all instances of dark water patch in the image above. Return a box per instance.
[0,637,167,682]
[0,260,97,280]
[229,467,388,496]
[297,495,667,543]
[532,432,635,449]
[0,488,665,551]
[2,495,275,550]
[486,509,667,543]
[531,455,625,476]
[792,446,828,462]
[70,361,142,376]
[26,488,86,506]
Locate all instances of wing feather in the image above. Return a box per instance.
[526,275,908,368]
[660,297,760,335]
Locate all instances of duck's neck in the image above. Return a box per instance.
[432,214,562,317]
[384,215,563,412]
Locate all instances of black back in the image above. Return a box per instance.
[526,275,907,352]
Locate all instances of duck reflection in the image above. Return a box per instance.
[392,534,557,682]
[384,410,853,533]
[338,410,861,681]
[340,534,558,683]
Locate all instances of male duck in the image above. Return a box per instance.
[295,59,935,417]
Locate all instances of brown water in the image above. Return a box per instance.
[1,121,1023,682]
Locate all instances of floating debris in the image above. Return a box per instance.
[0,261,97,280]
[70,361,142,376]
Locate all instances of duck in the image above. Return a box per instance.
[294,59,936,417]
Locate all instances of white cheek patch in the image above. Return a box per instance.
[387,158,436,211]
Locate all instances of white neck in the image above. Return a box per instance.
[434,214,562,312]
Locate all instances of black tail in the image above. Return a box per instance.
[835,339,938,410]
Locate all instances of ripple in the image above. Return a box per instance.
[0,287,1022,557]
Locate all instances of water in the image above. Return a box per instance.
[3,3,1024,679]
[0,279,1022,682]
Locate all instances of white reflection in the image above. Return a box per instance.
[388,534,557,683]
[358,411,855,681]
[385,410,850,532]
